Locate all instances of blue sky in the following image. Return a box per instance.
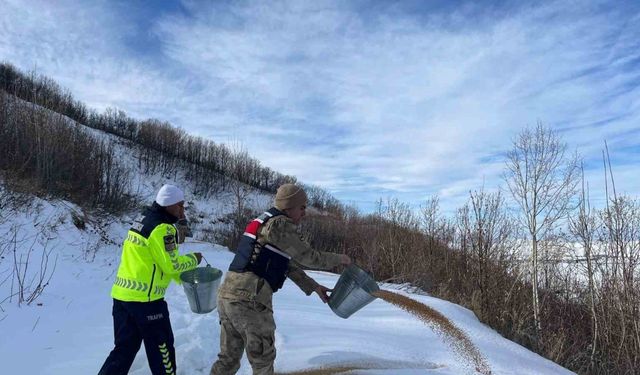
[1,0,639,214]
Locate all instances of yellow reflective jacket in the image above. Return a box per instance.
[111,203,198,302]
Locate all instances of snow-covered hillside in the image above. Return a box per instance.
[0,195,575,375]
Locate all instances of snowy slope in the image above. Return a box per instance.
[0,198,574,375]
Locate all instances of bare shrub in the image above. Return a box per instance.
[1,224,57,307]
[0,91,132,212]
[456,188,520,323]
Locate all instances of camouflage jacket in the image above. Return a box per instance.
[218,214,343,310]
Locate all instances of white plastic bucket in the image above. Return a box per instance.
[180,266,223,314]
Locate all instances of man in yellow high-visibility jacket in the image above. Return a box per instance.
[98,184,202,375]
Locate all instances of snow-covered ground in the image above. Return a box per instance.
[0,197,575,375]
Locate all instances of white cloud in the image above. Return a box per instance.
[1,0,639,214]
[0,0,184,116]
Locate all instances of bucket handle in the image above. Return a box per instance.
[348,254,373,275]
[201,254,211,267]
[350,260,374,278]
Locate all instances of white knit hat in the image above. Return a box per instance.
[155,184,185,207]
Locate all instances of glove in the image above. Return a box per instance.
[340,254,352,266]
[314,284,332,303]
[175,218,192,244]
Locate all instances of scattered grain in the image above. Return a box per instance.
[372,290,492,375]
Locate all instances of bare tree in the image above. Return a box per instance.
[503,123,579,335]
[458,187,518,321]
[568,163,599,370]
[598,146,640,369]
[227,142,253,216]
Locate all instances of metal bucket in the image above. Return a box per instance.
[180,266,223,314]
[329,264,379,319]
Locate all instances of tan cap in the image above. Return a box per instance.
[275,184,307,210]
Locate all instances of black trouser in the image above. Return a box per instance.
[98,299,176,375]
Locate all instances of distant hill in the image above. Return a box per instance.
[0,62,342,214]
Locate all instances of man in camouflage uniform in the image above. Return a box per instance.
[210,184,351,375]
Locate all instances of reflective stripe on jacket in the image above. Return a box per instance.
[111,203,198,302]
